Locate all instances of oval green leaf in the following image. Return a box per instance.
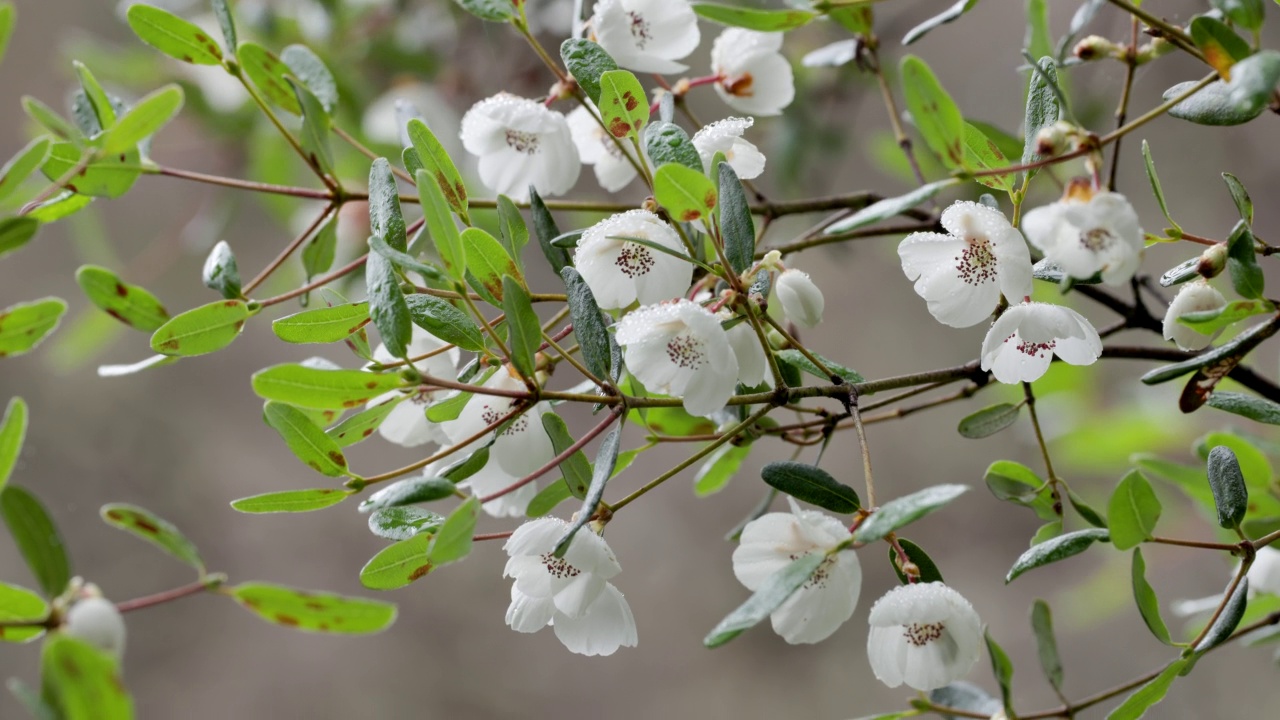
[958,403,1021,439]
[126,3,223,65]
[230,582,396,634]
[1006,528,1109,583]
[263,401,350,477]
[150,299,250,356]
[251,363,406,410]
[760,460,861,514]
[854,484,968,542]
[654,162,717,222]
[231,488,350,513]
[272,302,370,344]
[75,265,169,332]
[0,485,70,597]
[1106,470,1162,550]
[1206,445,1248,529]
[0,297,66,358]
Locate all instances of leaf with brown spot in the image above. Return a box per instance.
[0,297,66,358]
[654,163,717,223]
[76,265,169,332]
[126,3,222,65]
[406,119,470,223]
[461,227,519,303]
[262,401,353,478]
[150,298,251,356]
[900,55,965,171]
[597,69,648,142]
[231,488,352,514]
[236,42,302,114]
[100,502,204,572]
[0,581,48,643]
[231,582,396,634]
[41,635,133,717]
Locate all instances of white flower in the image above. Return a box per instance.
[691,117,766,180]
[615,300,739,417]
[774,269,824,328]
[802,39,858,68]
[367,327,460,447]
[866,582,983,691]
[899,201,1034,328]
[1247,546,1280,596]
[441,367,555,477]
[980,301,1102,384]
[1163,280,1227,351]
[460,94,580,201]
[574,210,692,309]
[1022,189,1143,286]
[462,455,537,519]
[711,29,795,116]
[590,0,700,74]
[63,596,126,661]
[566,103,640,192]
[722,310,770,387]
[732,498,861,644]
[504,518,637,656]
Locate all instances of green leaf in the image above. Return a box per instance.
[368,235,444,284]
[760,460,860,513]
[854,484,968,542]
[561,39,619,105]
[280,44,336,113]
[0,397,27,492]
[98,503,203,572]
[963,122,1014,192]
[1158,257,1203,288]
[461,227,518,301]
[529,188,569,273]
[1006,528,1108,583]
[26,191,93,223]
[526,479,574,517]
[695,443,750,497]
[704,553,825,647]
[775,348,863,383]
[0,297,66,358]
[1030,599,1064,692]
[1226,219,1265,299]
[902,0,980,44]
[272,302,369,344]
[1132,454,1217,513]
[326,398,401,447]
[828,6,874,36]
[1206,390,1280,425]
[1212,0,1266,31]
[644,122,702,173]
[230,582,396,634]
[1221,172,1254,226]
[1142,140,1180,232]
[365,251,412,359]
[101,84,183,155]
[126,3,223,65]
[235,43,301,114]
[824,179,958,234]
[597,69,649,140]
[368,506,442,541]
[554,424,624,557]
[290,78,335,179]
[368,157,407,252]
[1178,299,1274,334]
[501,276,540,381]
[1190,16,1252,77]
[359,476,456,513]
[958,403,1021,439]
[301,212,337,282]
[1106,659,1187,720]
[1206,445,1249,529]
[201,240,242,299]
[561,267,611,382]
[211,0,236,51]
[263,401,350,477]
[1068,488,1108,528]
[40,143,139,198]
[251,363,405,409]
[1131,548,1173,646]
[1141,316,1280,385]
[985,630,1015,717]
[692,4,815,30]
[426,387,476,422]
[0,581,47,643]
[426,495,481,565]
[1194,575,1249,653]
[75,265,168,333]
[888,538,945,584]
[231,488,350,513]
[22,97,81,143]
[496,200,528,274]
[0,1,11,66]
[150,299,250,356]
[1107,470,1162,550]
[40,635,133,719]
[0,217,39,261]
[1166,79,1265,125]
[0,486,70,598]
[416,168,466,280]
[718,161,755,275]
[654,163,717,223]
[0,137,52,204]
[985,461,1055,512]
[452,0,516,22]
[900,55,965,168]
[1031,520,1063,545]
[541,413,592,499]
[403,294,484,352]
[360,532,433,589]
[406,119,469,222]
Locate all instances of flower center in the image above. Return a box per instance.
[1005,333,1056,357]
[666,332,706,370]
[791,552,836,589]
[615,242,656,278]
[721,73,755,97]
[540,552,581,579]
[1079,227,1114,252]
[480,401,527,435]
[955,236,997,286]
[903,621,946,647]
[627,11,651,49]
[505,129,540,155]
[410,387,437,406]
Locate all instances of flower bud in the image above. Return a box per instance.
[1197,242,1228,279]
[1136,37,1174,64]
[1035,121,1077,158]
[63,596,126,661]
[1163,279,1227,351]
[774,269,824,328]
[1073,35,1123,61]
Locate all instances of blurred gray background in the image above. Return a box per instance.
[2,0,1280,717]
